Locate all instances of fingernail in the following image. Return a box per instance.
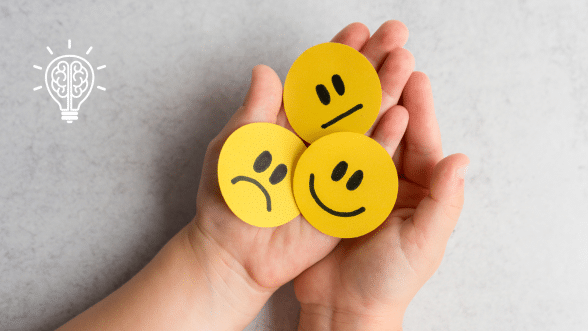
[456,164,469,179]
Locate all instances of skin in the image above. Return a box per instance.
[295,21,470,330]
[56,20,469,331]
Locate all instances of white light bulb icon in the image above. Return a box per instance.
[45,55,94,122]
[33,40,106,123]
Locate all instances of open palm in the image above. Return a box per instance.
[190,22,468,323]
[292,22,470,327]
[190,21,413,292]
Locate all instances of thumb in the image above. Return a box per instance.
[198,64,283,202]
[216,64,283,141]
[410,153,470,250]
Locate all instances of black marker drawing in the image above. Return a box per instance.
[331,161,348,181]
[232,176,272,211]
[231,150,287,212]
[315,74,363,129]
[321,104,363,129]
[332,74,345,95]
[308,161,366,217]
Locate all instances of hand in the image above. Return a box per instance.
[187,52,343,328]
[294,21,470,330]
[56,20,451,331]
[186,20,427,329]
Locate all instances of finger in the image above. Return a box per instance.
[275,107,303,142]
[400,71,443,188]
[199,64,282,197]
[365,47,415,136]
[214,64,283,143]
[360,20,409,71]
[370,105,409,157]
[379,48,415,109]
[330,22,371,50]
[276,107,294,131]
[392,139,404,175]
[394,178,429,209]
[407,153,470,253]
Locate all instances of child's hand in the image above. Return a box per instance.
[56,20,467,331]
[293,23,470,330]
[187,20,427,329]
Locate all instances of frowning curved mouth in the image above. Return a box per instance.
[308,173,365,217]
[321,104,363,129]
[231,176,271,212]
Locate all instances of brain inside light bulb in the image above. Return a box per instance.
[45,55,94,122]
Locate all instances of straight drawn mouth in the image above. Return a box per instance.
[308,173,365,217]
[321,104,363,129]
[231,176,271,212]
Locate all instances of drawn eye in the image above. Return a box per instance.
[346,170,363,191]
[332,74,345,96]
[331,161,348,182]
[316,84,330,105]
[269,164,287,185]
[253,151,272,173]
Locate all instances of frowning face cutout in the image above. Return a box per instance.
[218,123,306,227]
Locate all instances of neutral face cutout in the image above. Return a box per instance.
[283,42,382,143]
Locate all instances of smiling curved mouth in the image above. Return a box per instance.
[321,104,363,129]
[231,176,271,212]
[308,173,365,217]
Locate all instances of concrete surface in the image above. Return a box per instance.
[1,0,587,330]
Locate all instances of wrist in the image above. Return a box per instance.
[57,220,274,331]
[297,303,403,331]
[184,217,276,329]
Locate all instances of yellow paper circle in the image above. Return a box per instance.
[293,132,398,238]
[218,123,306,227]
[283,42,382,143]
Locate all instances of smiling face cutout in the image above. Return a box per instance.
[293,132,398,238]
[218,123,306,227]
[283,42,382,143]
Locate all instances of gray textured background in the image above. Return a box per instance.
[1,0,587,330]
